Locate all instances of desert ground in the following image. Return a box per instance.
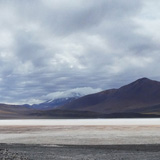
[0,119,160,159]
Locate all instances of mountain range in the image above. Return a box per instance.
[0,77,160,119]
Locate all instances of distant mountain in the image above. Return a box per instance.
[32,87,101,109]
[29,97,79,110]
[0,103,35,119]
[60,78,160,115]
[26,90,92,110]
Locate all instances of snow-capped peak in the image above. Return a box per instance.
[41,87,102,101]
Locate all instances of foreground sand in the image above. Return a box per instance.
[0,125,160,145]
[0,119,160,159]
[1,143,160,160]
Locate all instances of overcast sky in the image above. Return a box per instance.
[0,0,160,104]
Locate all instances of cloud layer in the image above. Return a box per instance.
[0,0,160,104]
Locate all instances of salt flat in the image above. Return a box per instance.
[0,118,160,126]
[0,119,160,145]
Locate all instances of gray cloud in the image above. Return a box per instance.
[0,0,159,104]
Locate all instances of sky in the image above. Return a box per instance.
[0,0,160,104]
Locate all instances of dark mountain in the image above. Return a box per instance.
[60,78,160,115]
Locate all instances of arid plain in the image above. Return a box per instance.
[0,119,160,159]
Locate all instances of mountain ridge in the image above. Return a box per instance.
[60,77,160,114]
